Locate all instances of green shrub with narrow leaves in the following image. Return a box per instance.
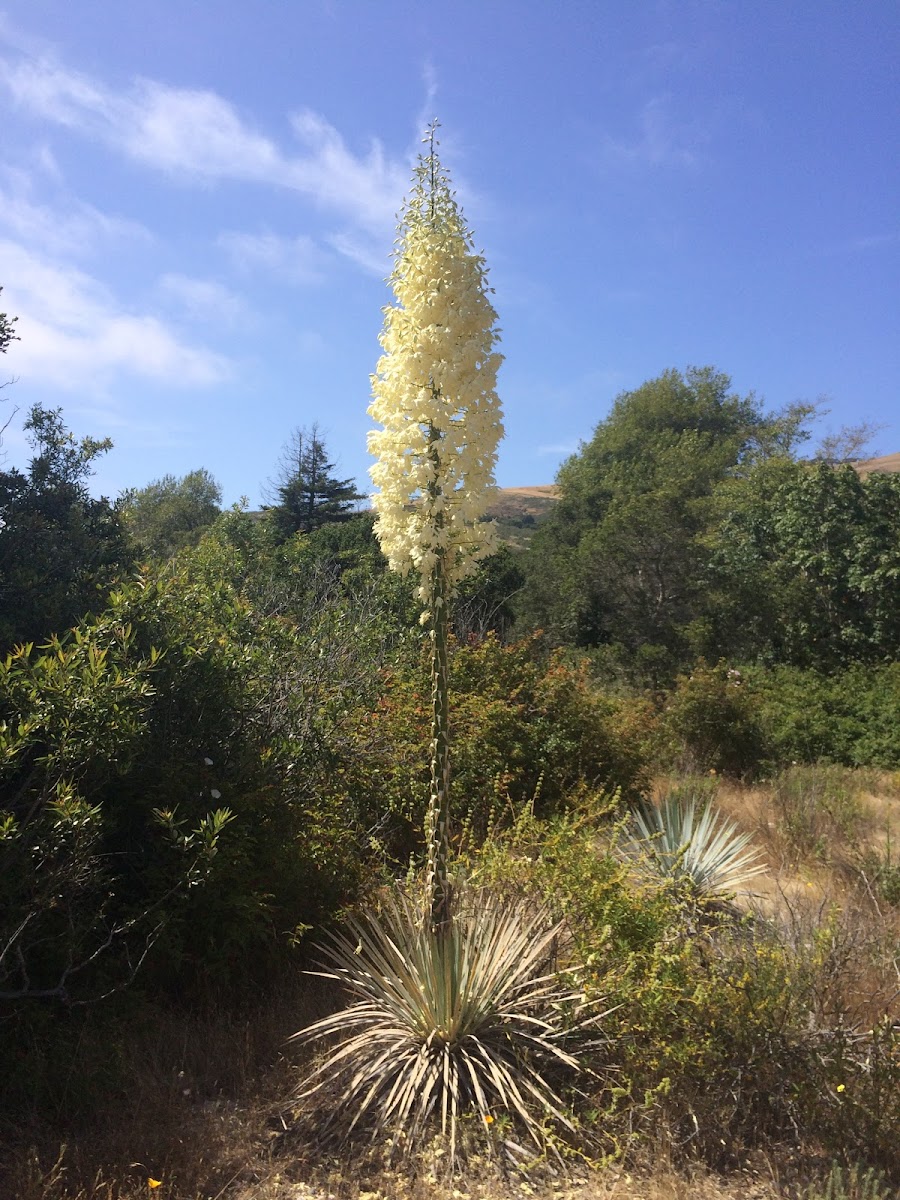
[351,634,650,863]
[0,531,403,1014]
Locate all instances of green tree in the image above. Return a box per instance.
[520,366,812,679]
[707,460,900,667]
[267,423,363,539]
[120,468,222,557]
[0,405,131,651]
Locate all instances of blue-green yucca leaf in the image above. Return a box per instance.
[621,794,766,898]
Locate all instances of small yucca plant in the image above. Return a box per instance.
[620,793,766,900]
[290,887,598,1163]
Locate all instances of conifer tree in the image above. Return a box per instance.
[268,423,362,539]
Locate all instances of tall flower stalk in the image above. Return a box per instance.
[368,124,504,931]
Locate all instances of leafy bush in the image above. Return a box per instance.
[1,534,401,1013]
[355,635,650,861]
[658,659,766,776]
[744,664,900,770]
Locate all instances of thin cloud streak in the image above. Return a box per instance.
[0,172,150,257]
[600,96,705,169]
[158,273,252,327]
[0,240,231,391]
[218,230,327,284]
[0,50,407,236]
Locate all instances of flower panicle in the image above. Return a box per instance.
[368,130,503,613]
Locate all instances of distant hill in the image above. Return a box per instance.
[487,485,558,520]
[485,486,559,549]
[483,455,899,549]
[855,452,900,477]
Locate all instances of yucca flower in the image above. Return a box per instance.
[368,125,504,615]
[368,122,503,930]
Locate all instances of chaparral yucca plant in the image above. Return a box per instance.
[291,888,599,1163]
[292,125,595,1165]
[621,793,766,901]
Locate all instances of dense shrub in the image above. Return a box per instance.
[640,661,900,777]
[656,659,766,776]
[351,635,651,862]
[745,663,900,770]
[0,542,398,1016]
[463,799,900,1178]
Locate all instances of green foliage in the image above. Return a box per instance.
[453,543,525,640]
[743,663,900,770]
[799,1163,893,1200]
[635,661,900,777]
[465,799,676,964]
[292,885,594,1164]
[356,635,649,862]
[658,659,766,776]
[0,616,230,1006]
[519,366,813,677]
[119,467,222,557]
[0,521,405,1012]
[517,364,900,681]
[0,405,132,652]
[707,462,900,668]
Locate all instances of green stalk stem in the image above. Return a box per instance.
[425,421,452,935]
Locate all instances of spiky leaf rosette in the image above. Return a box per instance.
[291,888,599,1164]
[368,131,504,617]
[622,794,766,899]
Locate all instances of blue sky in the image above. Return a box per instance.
[1,1,897,506]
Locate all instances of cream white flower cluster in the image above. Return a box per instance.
[368,141,504,615]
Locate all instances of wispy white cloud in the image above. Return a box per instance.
[0,240,231,391]
[0,168,150,256]
[325,231,388,276]
[218,230,326,284]
[416,59,439,136]
[536,441,578,457]
[600,96,704,168]
[158,273,251,327]
[825,231,900,256]
[0,50,407,237]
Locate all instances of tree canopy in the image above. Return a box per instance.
[0,405,131,651]
[120,468,222,558]
[519,367,815,677]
